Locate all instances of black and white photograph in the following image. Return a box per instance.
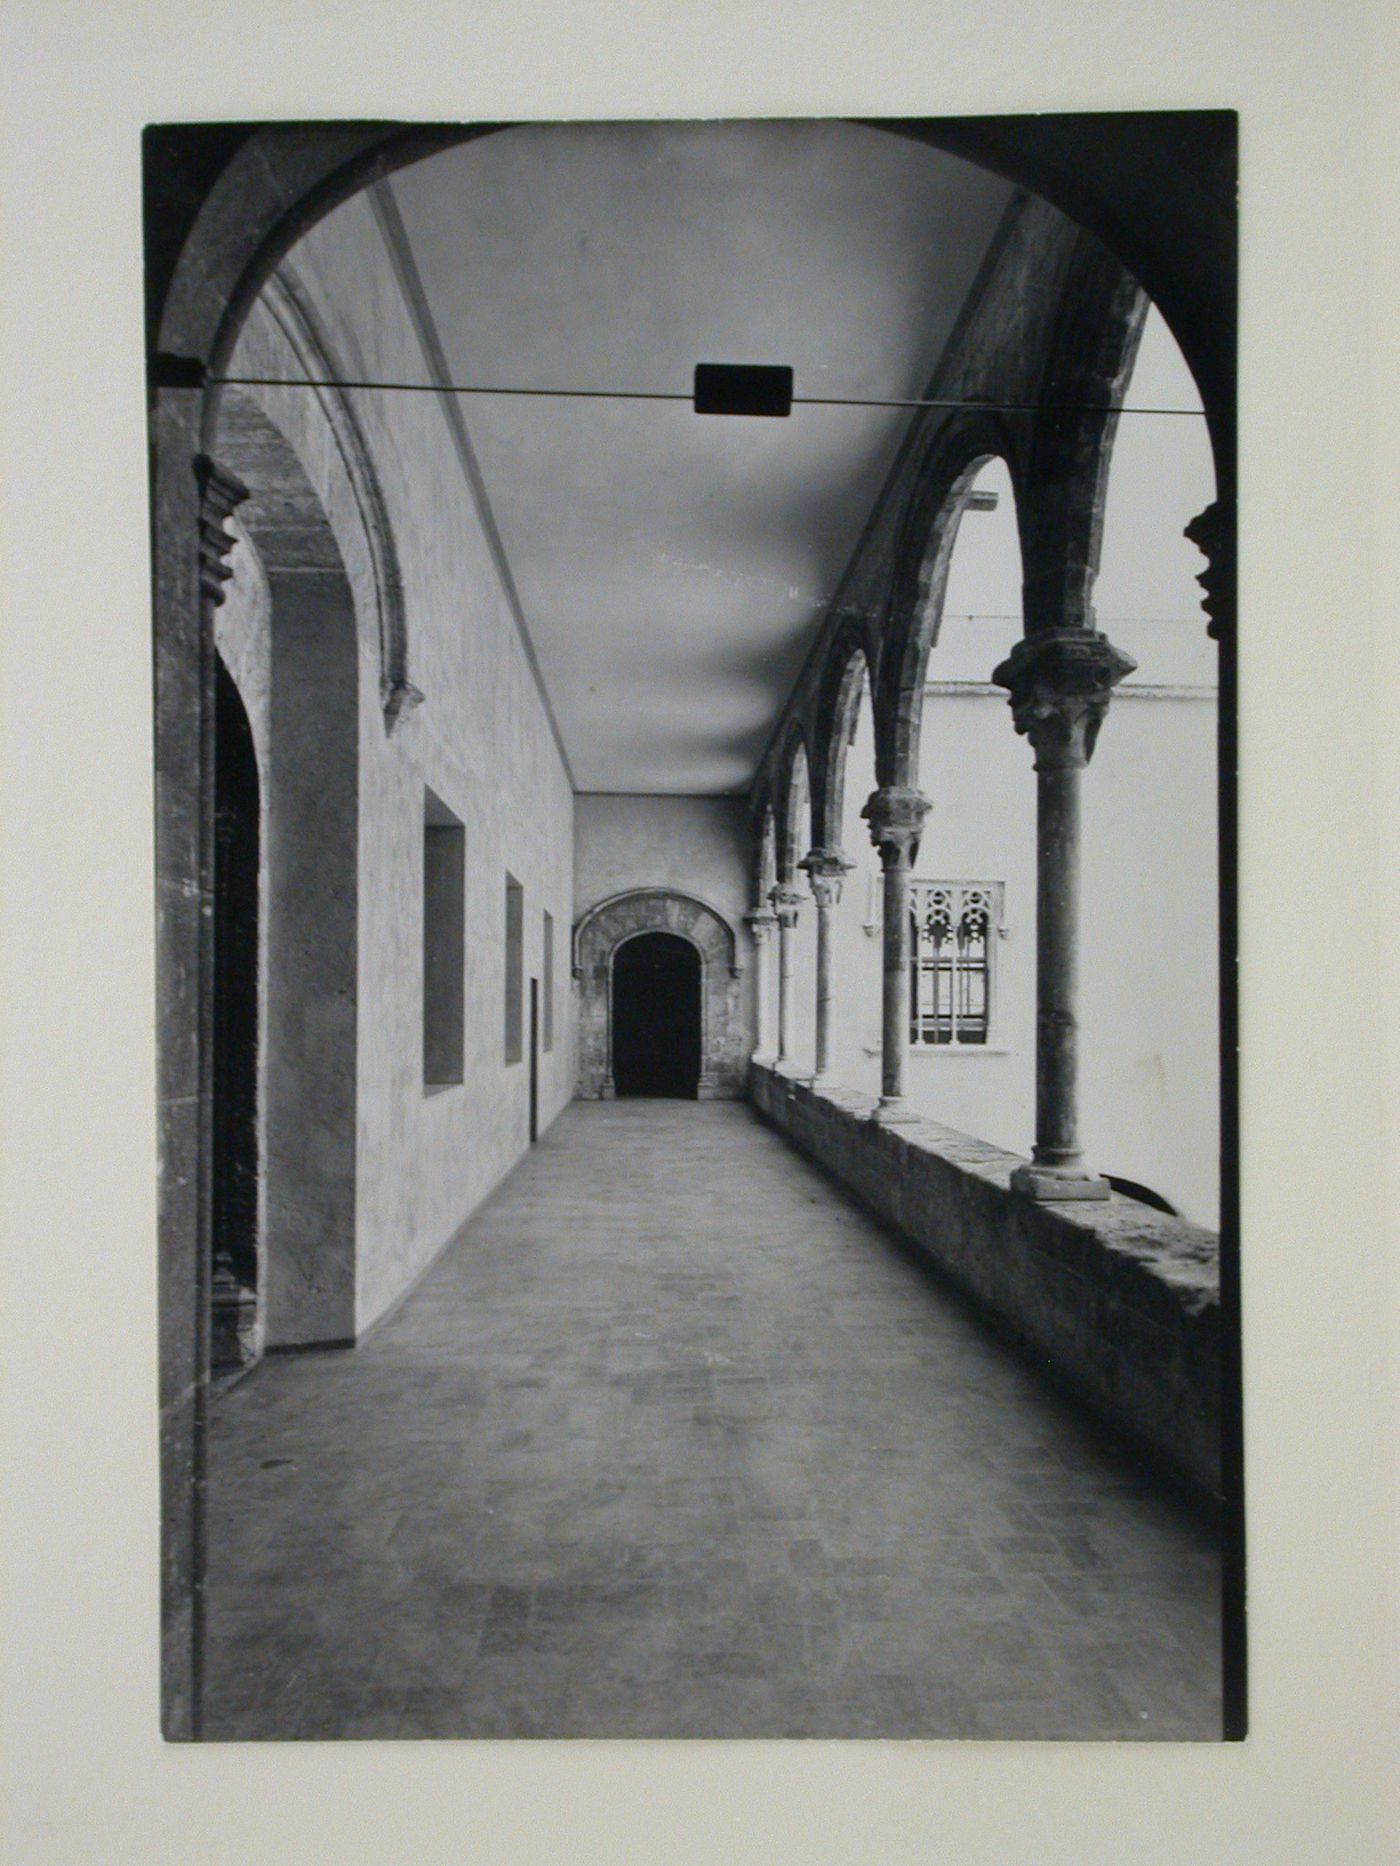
[4,0,1398,1858]
[147,113,1240,1743]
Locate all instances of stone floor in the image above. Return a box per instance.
[204,1100,1223,1741]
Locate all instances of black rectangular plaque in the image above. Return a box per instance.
[693,362,794,417]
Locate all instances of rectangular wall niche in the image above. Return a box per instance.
[504,872,524,1065]
[422,790,466,1089]
[542,910,555,1054]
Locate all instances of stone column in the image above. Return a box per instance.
[768,883,802,1069]
[744,907,778,1062]
[799,848,853,1086]
[861,787,931,1119]
[993,629,1135,1198]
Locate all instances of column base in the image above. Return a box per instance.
[872,1095,920,1124]
[212,1275,261,1371]
[1010,1161,1111,1201]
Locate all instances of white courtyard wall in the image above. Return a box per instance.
[911,645,1219,1228]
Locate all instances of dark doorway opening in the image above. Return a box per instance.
[212,657,260,1371]
[529,976,540,1142]
[611,932,702,1098]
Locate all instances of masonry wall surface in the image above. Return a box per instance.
[751,1062,1221,1499]
[573,793,752,928]
[574,889,749,1099]
[224,191,575,1340]
[573,793,756,1097]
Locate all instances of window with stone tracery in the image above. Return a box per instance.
[908,881,1001,1047]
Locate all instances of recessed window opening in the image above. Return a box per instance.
[909,881,1001,1047]
[504,873,524,1065]
[422,790,465,1088]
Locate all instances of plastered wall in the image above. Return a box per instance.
[219,190,575,1342]
[572,793,757,1087]
[573,793,752,928]
[908,679,1218,1227]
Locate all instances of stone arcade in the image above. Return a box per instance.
[148,116,1236,1741]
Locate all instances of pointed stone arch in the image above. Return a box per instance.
[878,414,1021,789]
[1017,245,1150,640]
[259,267,421,730]
[772,729,813,883]
[812,623,876,852]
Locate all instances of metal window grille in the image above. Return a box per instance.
[908,881,999,1047]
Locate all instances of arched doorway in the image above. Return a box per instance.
[211,656,261,1371]
[574,889,745,1099]
[213,385,360,1351]
[611,933,701,1099]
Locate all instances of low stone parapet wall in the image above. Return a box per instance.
[750,1063,1221,1500]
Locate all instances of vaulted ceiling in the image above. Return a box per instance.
[381,122,1016,794]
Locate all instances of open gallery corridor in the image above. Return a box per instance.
[150,115,1237,1743]
[204,1103,1220,1740]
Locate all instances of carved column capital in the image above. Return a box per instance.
[382,678,426,732]
[745,907,777,948]
[861,787,931,869]
[992,629,1136,771]
[1184,499,1233,642]
[799,846,854,910]
[194,454,250,610]
[768,883,803,930]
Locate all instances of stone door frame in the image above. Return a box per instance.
[573,889,745,1100]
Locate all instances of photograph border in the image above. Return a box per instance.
[3,0,1396,1858]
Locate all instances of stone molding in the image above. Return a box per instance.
[262,268,423,733]
[992,629,1136,770]
[768,883,803,929]
[744,906,777,947]
[861,787,931,866]
[573,889,748,1100]
[194,455,250,608]
[1184,498,1233,643]
[799,846,854,910]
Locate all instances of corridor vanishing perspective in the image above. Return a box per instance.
[147,113,1239,1742]
[206,1105,1220,1741]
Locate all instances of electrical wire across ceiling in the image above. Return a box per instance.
[207,372,1205,420]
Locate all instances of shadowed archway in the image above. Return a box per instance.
[574,889,746,1100]
[611,932,702,1098]
[211,656,261,1371]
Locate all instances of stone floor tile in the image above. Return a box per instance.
[204,1101,1223,1742]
